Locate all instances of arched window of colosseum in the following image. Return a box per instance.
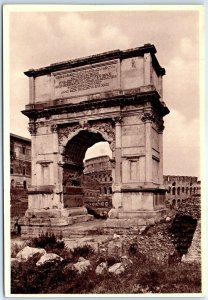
[110,176,112,182]
[104,187,107,194]
[172,187,176,195]
[182,187,185,193]
[177,187,180,195]
[172,199,176,206]
[186,187,189,194]
[177,199,180,205]
[190,187,192,194]
[193,187,196,194]
[109,187,112,194]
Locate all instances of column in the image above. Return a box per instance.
[142,112,153,184]
[112,117,122,209]
[51,124,64,208]
[158,120,164,185]
[28,122,37,186]
[114,118,122,187]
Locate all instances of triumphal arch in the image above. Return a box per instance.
[21,43,169,235]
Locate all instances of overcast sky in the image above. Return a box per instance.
[8,7,201,177]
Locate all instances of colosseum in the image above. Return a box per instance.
[83,155,201,210]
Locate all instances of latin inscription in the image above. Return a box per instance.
[53,60,119,98]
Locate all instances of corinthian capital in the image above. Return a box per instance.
[28,122,37,135]
[141,112,155,123]
[51,124,58,133]
[113,116,122,125]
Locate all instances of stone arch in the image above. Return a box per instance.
[60,126,114,209]
[177,187,180,195]
[58,120,115,157]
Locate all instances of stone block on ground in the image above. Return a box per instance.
[16,246,46,262]
[36,253,63,266]
[72,257,91,274]
[108,262,125,275]
[95,262,108,275]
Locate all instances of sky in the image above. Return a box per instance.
[8,7,202,178]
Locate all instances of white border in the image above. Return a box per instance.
[3,4,205,298]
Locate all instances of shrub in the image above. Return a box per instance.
[105,255,118,267]
[70,244,94,259]
[128,241,138,256]
[29,232,65,252]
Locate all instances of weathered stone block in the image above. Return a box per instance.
[50,217,74,226]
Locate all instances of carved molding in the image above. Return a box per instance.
[89,120,115,142]
[58,119,116,147]
[58,123,81,145]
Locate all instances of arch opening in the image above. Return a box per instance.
[62,130,113,214]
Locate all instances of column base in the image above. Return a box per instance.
[19,206,94,238]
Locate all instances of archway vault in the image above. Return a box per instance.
[59,120,115,209]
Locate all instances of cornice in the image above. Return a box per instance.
[24,44,165,78]
[22,91,170,120]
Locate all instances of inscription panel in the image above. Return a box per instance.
[52,60,119,99]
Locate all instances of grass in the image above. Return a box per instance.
[11,230,201,294]
[11,244,201,294]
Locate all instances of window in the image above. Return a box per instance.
[23,168,26,175]
[22,146,26,155]
[172,187,176,195]
[23,180,27,189]
[11,167,14,174]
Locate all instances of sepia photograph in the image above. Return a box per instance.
[4,4,204,296]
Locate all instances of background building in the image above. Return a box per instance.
[83,155,201,210]
[10,133,31,218]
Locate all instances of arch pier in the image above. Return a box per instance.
[20,44,169,236]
